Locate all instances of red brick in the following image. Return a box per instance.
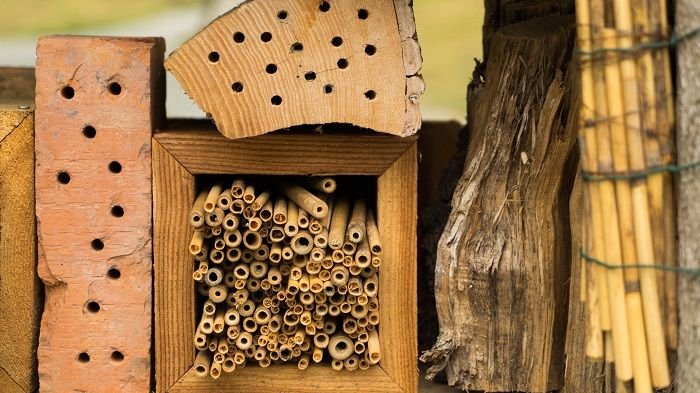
[35,36,165,393]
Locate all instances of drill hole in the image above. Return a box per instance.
[208,52,220,63]
[77,352,90,363]
[233,32,245,43]
[291,42,304,52]
[108,161,122,174]
[365,45,377,56]
[364,90,377,100]
[324,84,334,94]
[337,58,349,69]
[57,171,71,184]
[277,10,288,20]
[61,86,75,99]
[91,239,104,251]
[266,64,278,74]
[304,72,317,81]
[331,36,343,47]
[108,82,122,95]
[319,1,330,12]
[107,268,121,279]
[358,9,369,19]
[82,125,96,139]
[111,205,124,218]
[271,95,282,106]
[111,351,124,362]
[86,301,101,313]
[232,82,244,93]
[261,32,273,42]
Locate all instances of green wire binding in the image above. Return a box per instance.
[580,161,700,181]
[580,250,700,277]
[575,26,700,57]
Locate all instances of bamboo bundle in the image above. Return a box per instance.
[576,0,675,390]
[189,177,382,376]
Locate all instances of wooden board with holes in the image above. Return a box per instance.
[34,36,165,393]
[166,0,423,139]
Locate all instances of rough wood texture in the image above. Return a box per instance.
[0,105,39,393]
[0,68,35,102]
[676,1,700,392]
[166,0,423,139]
[35,36,165,393]
[154,128,417,392]
[422,16,578,392]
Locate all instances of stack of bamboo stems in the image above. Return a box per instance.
[576,0,676,392]
[188,177,382,378]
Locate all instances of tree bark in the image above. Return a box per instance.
[676,1,700,392]
[421,15,578,392]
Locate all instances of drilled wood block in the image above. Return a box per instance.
[166,0,423,139]
[35,36,165,393]
[0,104,39,393]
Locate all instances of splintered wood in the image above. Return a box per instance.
[576,0,676,391]
[166,0,423,139]
[190,177,382,377]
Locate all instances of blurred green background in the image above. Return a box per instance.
[0,0,482,120]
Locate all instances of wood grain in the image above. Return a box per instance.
[155,120,416,175]
[153,139,196,393]
[166,0,422,139]
[0,67,34,103]
[0,106,39,393]
[378,143,418,393]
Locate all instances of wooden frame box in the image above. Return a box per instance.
[153,120,418,393]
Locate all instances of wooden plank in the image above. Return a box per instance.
[378,143,418,393]
[155,120,416,175]
[153,139,196,393]
[0,67,34,103]
[166,0,422,139]
[35,36,165,393]
[0,105,38,393]
[169,365,403,393]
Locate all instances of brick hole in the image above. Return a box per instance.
[231,82,244,93]
[108,161,122,174]
[319,1,330,12]
[304,71,316,81]
[277,10,288,20]
[82,125,96,139]
[260,32,273,42]
[233,32,245,43]
[291,42,304,52]
[110,205,124,218]
[107,267,121,279]
[331,36,343,47]
[91,239,104,251]
[57,171,71,184]
[77,352,90,363]
[324,84,334,94]
[364,90,377,100]
[108,82,122,96]
[365,45,377,56]
[358,9,369,19]
[271,95,282,106]
[337,58,349,69]
[61,86,75,99]
[86,301,101,313]
[266,64,278,74]
[208,51,220,63]
[111,351,124,362]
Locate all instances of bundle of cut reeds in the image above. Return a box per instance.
[189,177,382,378]
[576,0,676,391]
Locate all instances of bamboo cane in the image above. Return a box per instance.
[367,330,380,364]
[347,197,367,243]
[204,184,223,213]
[307,177,337,194]
[195,350,212,377]
[190,190,208,228]
[217,189,233,211]
[243,185,255,204]
[278,181,329,219]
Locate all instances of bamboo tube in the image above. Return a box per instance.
[197,283,210,297]
[189,230,204,255]
[194,245,209,262]
[309,218,323,235]
[331,359,344,370]
[210,249,225,264]
[252,190,271,211]
[368,311,379,326]
[345,355,360,371]
[217,189,233,211]
[210,361,222,379]
[367,330,380,364]
[226,247,241,263]
[324,320,337,335]
[278,181,329,219]
[222,357,236,373]
[328,335,354,360]
[365,210,382,255]
[250,261,268,279]
[260,199,274,222]
[195,350,212,377]
[298,209,310,229]
[217,336,229,354]
[191,190,208,228]
[285,201,300,237]
[213,237,226,251]
[243,185,255,204]
[347,197,367,243]
[209,284,228,303]
[225,308,240,326]
[230,179,245,198]
[243,230,263,250]
[314,229,329,249]
[342,240,357,256]
[352,303,368,319]
[273,197,287,225]
[205,267,223,287]
[204,184,223,213]
[359,358,370,370]
[243,207,255,220]
[248,217,262,232]
[331,266,349,286]
[205,207,224,227]
[207,335,218,352]
[213,309,226,333]
[307,177,337,194]
[329,196,351,249]
[355,237,371,268]
[254,245,269,261]
[291,231,314,255]
[348,277,362,297]
[269,226,285,243]
[254,307,271,325]
[231,199,245,214]
[235,332,253,350]
[194,330,207,349]
[313,347,324,363]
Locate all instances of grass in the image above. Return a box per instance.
[414,0,483,119]
[0,0,198,36]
